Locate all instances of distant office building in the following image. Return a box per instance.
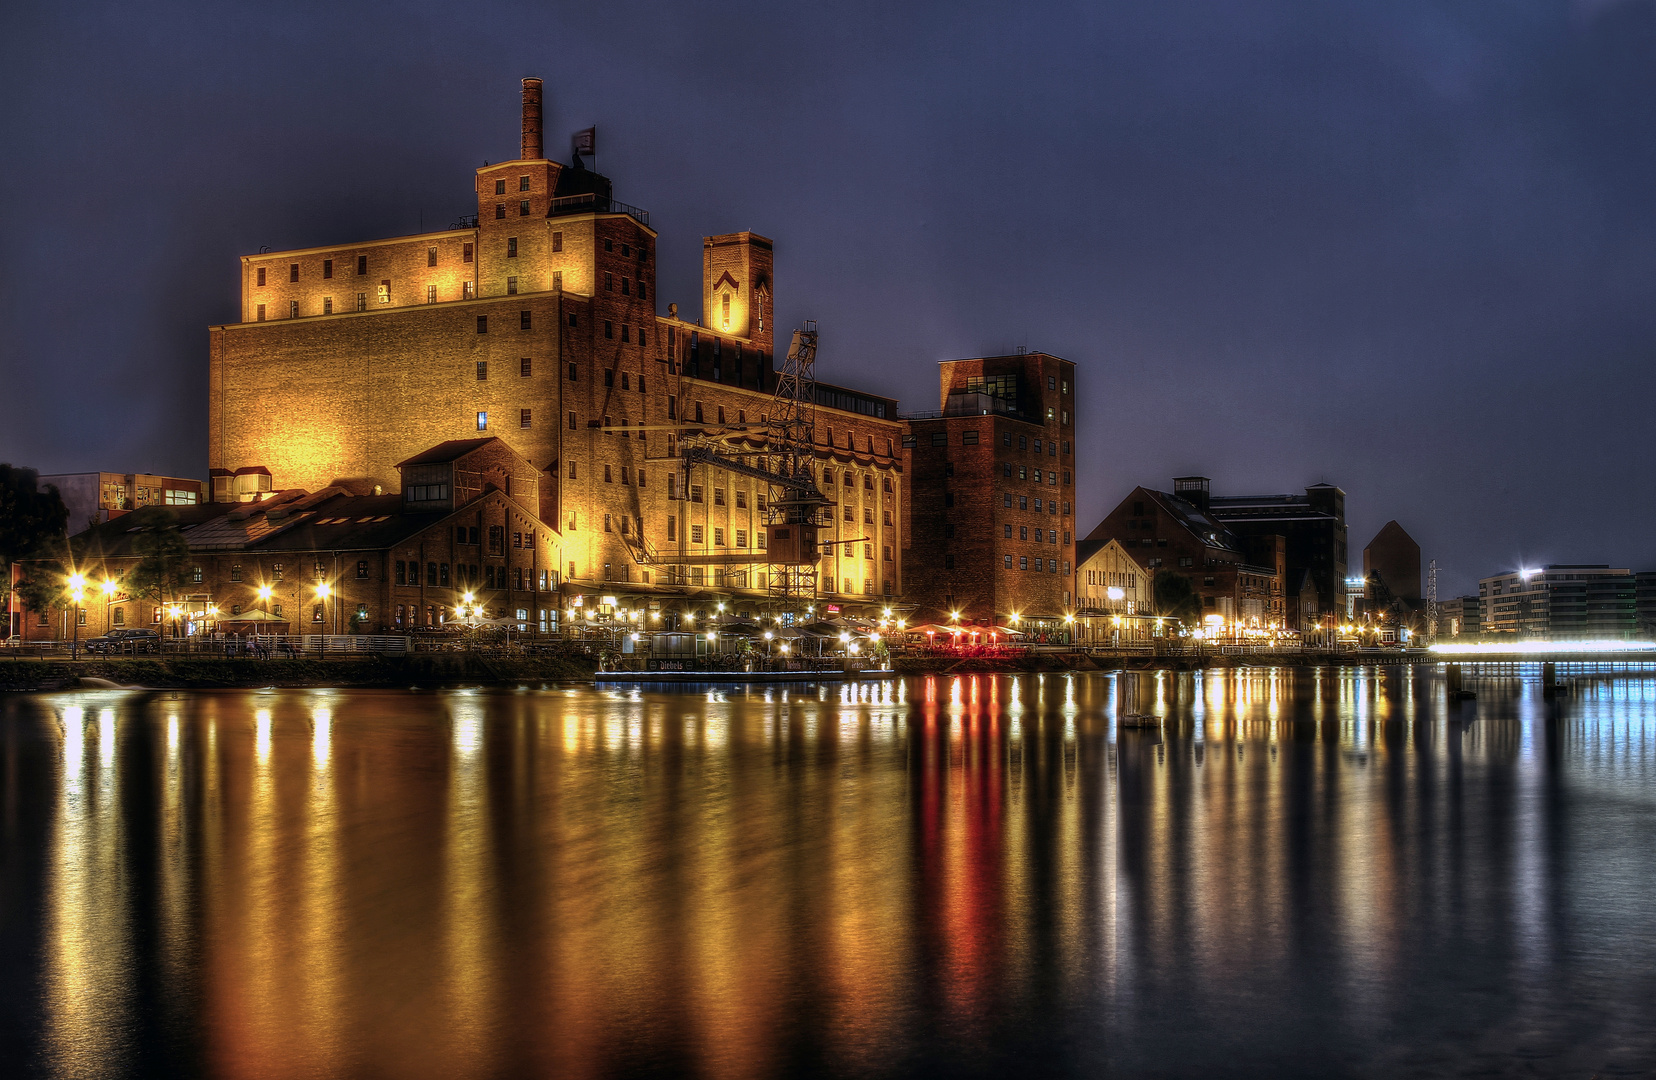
[1436,595,1480,637]
[38,471,206,532]
[1638,572,1656,639]
[1479,565,1635,640]
[1363,520,1421,606]
[1201,480,1347,622]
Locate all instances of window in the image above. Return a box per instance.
[192,565,203,583]
[552,231,563,252]
[507,237,517,258]
[667,516,676,541]
[930,432,947,446]
[736,490,748,509]
[604,238,613,252]
[507,276,518,295]
[604,321,613,338]
[289,300,298,318]
[605,272,614,292]
[357,560,369,579]
[476,316,487,333]
[714,528,725,546]
[520,409,531,428]
[736,530,748,547]
[568,411,577,430]
[495,203,505,219]
[425,285,436,304]
[1003,463,1013,477]
[476,360,488,381]
[714,488,726,506]
[568,313,577,326]
[621,325,629,342]
[496,179,507,194]
[289,263,299,283]
[691,525,704,544]
[462,281,475,299]
[256,304,266,321]
[519,200,530,216]
[230,564,243,582]
[462,243,473,263]
[476,411,487,430]
[519,175,530,192]
[963,430,979,444]
[520,357,531,377]
[690,485,703,503]
[357,255,368,275]
[520,310,531,330]
[604,514,613,533]
[256,266,266,286]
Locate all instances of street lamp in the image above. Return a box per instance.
[67,573,86,660]
[314,582,331,658]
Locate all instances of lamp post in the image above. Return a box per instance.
[67,573,86,660]
[315,582,331,658]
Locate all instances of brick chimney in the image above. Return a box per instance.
[521,78,543,160]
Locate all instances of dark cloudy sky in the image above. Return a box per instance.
[3,1,1655,594]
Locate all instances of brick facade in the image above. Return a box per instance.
[901,353,1078,630]
[208,81,907,617]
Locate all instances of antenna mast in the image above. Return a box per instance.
[1426,559,1439,644]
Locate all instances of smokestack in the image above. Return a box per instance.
[521,78,543,160]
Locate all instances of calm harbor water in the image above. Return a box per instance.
[3,669,1656,1078]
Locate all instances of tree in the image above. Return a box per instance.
[1153,571,1202,627]
[0,465,70,627]
[124,508,192,615]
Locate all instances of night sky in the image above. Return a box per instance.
[4,1,1655,595]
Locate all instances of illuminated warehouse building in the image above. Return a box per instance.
[206,79,909,625]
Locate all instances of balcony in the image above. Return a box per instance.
[548,193,650,227]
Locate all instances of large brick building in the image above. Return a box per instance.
[207,78,906,619]
[900,353,1078,633]
[1082,481,1285,635]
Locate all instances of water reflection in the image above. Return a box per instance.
[5,669,1656,1077]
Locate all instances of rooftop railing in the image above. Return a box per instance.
[548,193,650,226]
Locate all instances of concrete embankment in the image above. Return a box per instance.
[0,654,596,692]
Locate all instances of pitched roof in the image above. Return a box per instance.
[395,438,501,467]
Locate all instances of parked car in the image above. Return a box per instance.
[85,628,162,655]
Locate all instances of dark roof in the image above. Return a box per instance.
[394,438,500,468]
[250,493,442,552]
[1075,538,1110,567]
[1143,488,1243,553]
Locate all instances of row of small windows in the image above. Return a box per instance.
[474,359,537,379]
[474,410,536,430]
[1001,494,1071,516]
[601,272,648,300]
[901,430,1070,455]
[1000,463,1071,485]
[1003,556,1070,574]
[476,312,536,332]
[255,247,475,287]
[602,321,648,345]
[1001,525,1070,545]
[494,176,534,194]
[395,559,557,592]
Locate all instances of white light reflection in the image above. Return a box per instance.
[255,708,272,760]
[313,707,332,767]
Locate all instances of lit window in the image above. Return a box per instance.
[476,411,487,430]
